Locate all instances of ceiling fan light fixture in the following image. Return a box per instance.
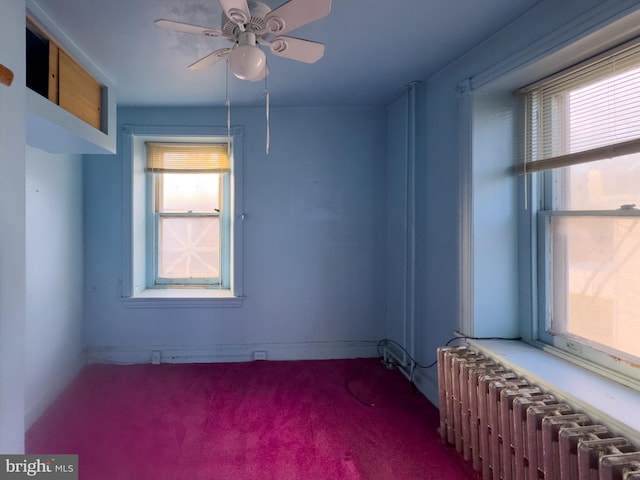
[228,31,266,80]
[156,0,332,78]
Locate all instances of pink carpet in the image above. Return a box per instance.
[27,358,480,479]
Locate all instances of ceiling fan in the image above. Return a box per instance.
[155,0,331,82]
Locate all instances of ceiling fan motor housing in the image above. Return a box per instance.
[222,1,272,37]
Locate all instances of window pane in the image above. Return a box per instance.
[551,215,640,360]
[160,174,219,213]
[558,152,640,210]
[158,217,219,279]
[568,65,640,154]
[537,65,640,161]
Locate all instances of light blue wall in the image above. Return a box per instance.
[25,147,85,428]
[470,92,519,338]
[84,106,387,360]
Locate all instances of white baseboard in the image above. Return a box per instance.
[412,367,439,407]
[25,351,86,429]
[86,340,380,365]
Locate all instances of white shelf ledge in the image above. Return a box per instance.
[121,288,245,308]
[26,89,115,154]
[468,339,640,446]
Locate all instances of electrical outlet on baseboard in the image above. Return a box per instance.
[253,350,267,361]
[151,350,161,365]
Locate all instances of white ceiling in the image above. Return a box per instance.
[30,0,541,107]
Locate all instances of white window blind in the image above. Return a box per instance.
[516,36,640,174]
[146,143,229,173]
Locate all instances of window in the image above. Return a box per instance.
[521,38,640,371]
[121,125,244,305]
[146,143,230,288]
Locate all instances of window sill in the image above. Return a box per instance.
[467,339,640,445]
[121,288,244,308]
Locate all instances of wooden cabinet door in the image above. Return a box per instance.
[58,50,101,130]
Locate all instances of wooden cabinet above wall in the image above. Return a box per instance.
[25,4,115,155]
[27,21,103,132]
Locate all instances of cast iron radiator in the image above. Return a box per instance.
[437,346,640,479]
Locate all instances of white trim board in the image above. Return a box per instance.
[381,341,439,406]
[86,340,380,365]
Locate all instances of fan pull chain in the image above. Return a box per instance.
[264,67,270,155]
[264,91,270,154]
[523,160,528,210]
[225,60,231,155]
[226,97,231,142]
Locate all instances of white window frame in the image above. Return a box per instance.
[121,125,244,307]
[148,161,230,288]
[534,177,640,384]
[519,39,640,382]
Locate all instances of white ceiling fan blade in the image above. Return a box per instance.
[155,19,222,37]
[219,0,251,25]
[269,36,325,63]
[265,0,331,35]
[188,48,232,70]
